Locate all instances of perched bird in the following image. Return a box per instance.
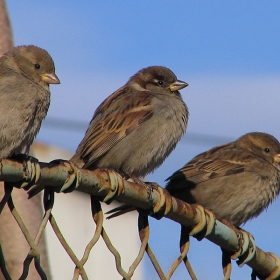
[0,45,60,159]
[71,66,189,183]
[166,132,280,226]
[107,132,280,225]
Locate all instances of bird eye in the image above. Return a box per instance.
[158,80,164,86]
[264,147,270,153]
[34,64,41,69]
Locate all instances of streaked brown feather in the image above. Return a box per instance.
[168,143,251,186]
[80,87,154,166]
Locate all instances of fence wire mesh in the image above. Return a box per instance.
[0,156,280,280]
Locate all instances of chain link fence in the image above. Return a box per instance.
[0,156,279,280]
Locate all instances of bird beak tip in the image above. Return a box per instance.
[274,154,280,163]
[169,80,189,92]
[41,73,60,84]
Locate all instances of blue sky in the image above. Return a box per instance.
[6,1,280,279]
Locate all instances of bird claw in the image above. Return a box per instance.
[144,182,159,201]
[126,173,158,206]
[8,154,40,190]
[221,224,256,269]
[28,159,81,198]
[236,230,256,267]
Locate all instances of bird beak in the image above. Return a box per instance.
[273,154,280,163]
[169,80,189,91]
[41,73,60,84]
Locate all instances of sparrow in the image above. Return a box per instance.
[0,45,60,159]
[166,132,280,226]
[107,132,280,226]
[70,66,189,183]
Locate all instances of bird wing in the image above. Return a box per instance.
[166,143,250,187]
[0,74,35,157]
[80,86,154,167]
[179,158,245,183]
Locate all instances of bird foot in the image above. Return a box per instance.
[131,179,159,201]
[8,154,40,190]
[144,182,159,201]
[126,173,158,205]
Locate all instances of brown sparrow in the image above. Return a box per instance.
[71,66,189,184]
[166,132,280,226]
[0,45,60,159]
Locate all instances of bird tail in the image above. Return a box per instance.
[28,185,45,198]
[106,204,136,219]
